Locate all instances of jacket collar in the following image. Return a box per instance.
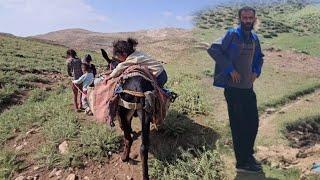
[236,25,257,41]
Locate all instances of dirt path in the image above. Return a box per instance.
[26,110,218,180]
[256,89,320,177]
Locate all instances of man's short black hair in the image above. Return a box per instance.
[238,6,256,18]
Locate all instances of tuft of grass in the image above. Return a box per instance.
[35,143,62,169]
[21,74,50,84]
[0,84,18,107]
[284,115,320,133]
[263,165,301,180]
[0,150,26,179]
[159,111,190,138]
[27,89,49,102]
[77,123,121,161]
[202,69,214,77]
[168,73,207,115]
[258,83,320,112]
[150,148,224,180]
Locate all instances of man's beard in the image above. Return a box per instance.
[241,22,254,31]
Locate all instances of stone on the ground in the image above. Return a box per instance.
[49,168,57,178]
[270,161,279,168]
[256,146,269,152]
[15,145,24,151]
[26,176,34,180]
[84,176,90,180]
[15,176,25,180]
[55,170,63,177]
[33,174,40,180]
[66,174,77,180]
[26,128,38,135]
[266,108,276,114]
[58,141,68,154]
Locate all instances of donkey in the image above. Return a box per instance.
[101,49,154,180]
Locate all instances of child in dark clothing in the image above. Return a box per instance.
[82,54,97,77]
[66,49,83,111]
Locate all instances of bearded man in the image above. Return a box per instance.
[207,6,264,173]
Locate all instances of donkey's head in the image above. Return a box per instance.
[101,49,119,70]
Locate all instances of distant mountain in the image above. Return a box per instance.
[32,28,191,51]
[0,32,15,37]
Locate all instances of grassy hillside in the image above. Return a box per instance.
[1,1,320,179]
[0,35,122,179]
[194,0,320,56]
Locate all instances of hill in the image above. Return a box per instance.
[32,28,192,51]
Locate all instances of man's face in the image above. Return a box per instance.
[240,10,256,31]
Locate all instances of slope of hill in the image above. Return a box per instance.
[32,28,192,51]
[194,0,320,38]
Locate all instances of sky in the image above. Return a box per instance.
[0,0,230,37]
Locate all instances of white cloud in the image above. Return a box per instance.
[0,0,108,36]
[176,15,194,22]
[162,11,173,17]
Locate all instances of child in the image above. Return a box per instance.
[82,54,97,77]
[109,38,167,87]
[72,63,94,115]
[66,49,83,111]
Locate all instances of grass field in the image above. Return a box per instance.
[1,1,320,179]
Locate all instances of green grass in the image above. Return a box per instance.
[263,33,320,56]
[263,166,301,180]
[193,28,224,44]
[167,73,207,115]
[193,1,312,39]
[256,77,320,112]
[0,150,26,179]
[0,35,64,109]
[0,35,105,110]
[193,1,320,57]
[0,88,121,177]
[150,148,224,180]
[257,90,320,146]
[274,5,320,33]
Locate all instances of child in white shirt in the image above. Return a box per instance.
[73,63,94,115]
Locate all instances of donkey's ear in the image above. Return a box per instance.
[101,49,111,63]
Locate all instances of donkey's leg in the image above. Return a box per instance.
[137,109,151,180]
[119,107,135,162]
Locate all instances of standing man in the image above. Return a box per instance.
[207,7,264,173]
